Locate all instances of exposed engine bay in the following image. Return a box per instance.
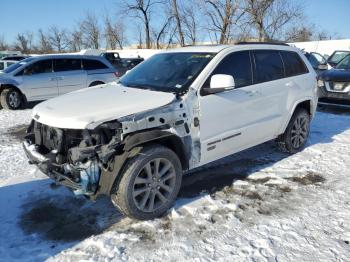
[23,95,200,198]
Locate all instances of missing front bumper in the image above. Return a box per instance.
[23,139,83,192]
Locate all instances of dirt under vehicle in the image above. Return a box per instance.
[23,43,318,220]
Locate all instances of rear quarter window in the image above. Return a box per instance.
[253,50,284,83]
[280,51,309,77]
[83,59,108,70]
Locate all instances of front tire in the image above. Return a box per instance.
[0,88,24,110]
[276,108,310,153]
[111,144,182,220]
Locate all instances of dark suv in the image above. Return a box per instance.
[318,54,350,107]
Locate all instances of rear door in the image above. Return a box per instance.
[53,58,87,95]
[19,59,58,100]
[250,50,288,138]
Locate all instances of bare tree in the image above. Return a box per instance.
[123,0,163,48]
[69,28,84,52]
[182,4,199,45]
[104,16,126,49]
[153,16,173,49]
[315,30,340,41]
[244,0,303,41]
[171,0,185,46]
[80,12,101,49]
[0,35,8,50]
[38,29,53,53]
[14,32,34,53]
[285,26,313,42]
[48,26,69,52]
[203,0,245,44]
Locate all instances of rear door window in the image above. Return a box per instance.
[54,59,82,72]
[280,51,309,77]
[82,59,108,70]
[210,51,253,88]
[253,50,284,83]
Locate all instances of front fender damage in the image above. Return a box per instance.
[26,90,201,199]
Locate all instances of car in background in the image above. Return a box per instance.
[0,55,118,109]
[304,51,329,74]
[101,52,144,76]
[1,55,29,61]
[318,54,350,107]
[0,51,22,59]
[0,60,17,72]
[327,50,350,68]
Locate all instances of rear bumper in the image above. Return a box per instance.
[23,138,82,191]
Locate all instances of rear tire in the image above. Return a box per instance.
[276,108,310,153]
[0,88,24,110]
[111,144,182,220]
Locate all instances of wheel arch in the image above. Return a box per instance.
[123,130,189,171]
[96,129,189,197]
[88,80,105,87]
[280,98,314,135]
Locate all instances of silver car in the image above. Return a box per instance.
[0,55,118,109]
[0,60,17,72]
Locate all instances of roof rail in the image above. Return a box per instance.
[236,41,289,46]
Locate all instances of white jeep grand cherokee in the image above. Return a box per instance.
[23,43,318,220]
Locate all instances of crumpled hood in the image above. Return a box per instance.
[32,83,176,129]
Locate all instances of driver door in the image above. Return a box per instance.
[198,51,266,165]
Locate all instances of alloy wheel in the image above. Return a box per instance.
[291,114,309,148]
[8,91,21,108]
[132,158,176,213]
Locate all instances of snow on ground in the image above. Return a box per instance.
[0,107,349,262]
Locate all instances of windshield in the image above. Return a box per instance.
[119,52,215,94]
[336,55,350,70]
[3,57,35,74]
[328,51,350,64]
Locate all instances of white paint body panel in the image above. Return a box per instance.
[32,44,318,170]
[32,83,175,129]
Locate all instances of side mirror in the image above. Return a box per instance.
[317,64,328,70]
[203,74,235,94]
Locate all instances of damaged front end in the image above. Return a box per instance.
[23,120,123,197]
[23,93,200,199]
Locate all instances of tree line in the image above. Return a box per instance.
[0,0,337,54]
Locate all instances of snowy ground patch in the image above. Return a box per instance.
[0,107,349,261]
